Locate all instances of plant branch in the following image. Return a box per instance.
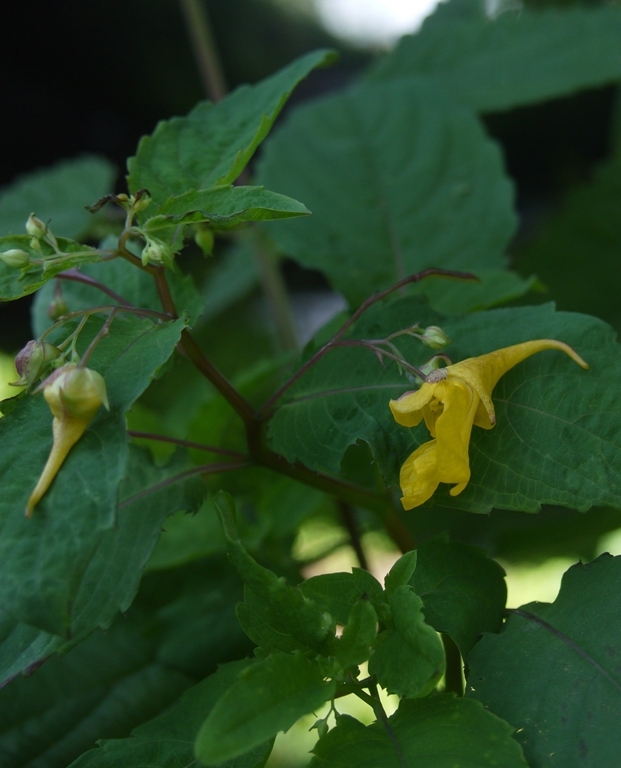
[56,269,134,307]
[338,501,369,570]
[79,307,118,367]
[368,683,407,768]
[118,459,251,509]
[442,634,464,696]
[127,431,247,460]
[178,0,227,102]
[258,267,476,417]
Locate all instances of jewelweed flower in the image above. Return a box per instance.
[26,364,109,517]
[389,340,589,510]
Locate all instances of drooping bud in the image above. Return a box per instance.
[0,248,31,269]
[12,340,62,387]
[194,225,215,257]
[420,325,450,350]
[26,364,109,517]
[26,213,47,238]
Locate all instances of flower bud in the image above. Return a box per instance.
[0,248,31,269]
[26,364,109,516]
[194,226,215,257]
[12,340,62,386]
[26,213,47,238]
[141,238,173,268]
[420,325,450,350]
[47,298,69,320]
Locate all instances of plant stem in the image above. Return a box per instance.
[127,430,247,460]
[339,501,369,570]
[79,308,118,367]
[177,0,299,352]
[258,267,476,417]
[56,269,134,307]
[178,0,227,102]
[367,683,407,768]
[442,634,464,696]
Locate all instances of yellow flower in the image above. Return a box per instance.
[26,364,109,517]
[389,340,589,510]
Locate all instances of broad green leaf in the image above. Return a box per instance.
[413,269,537,315]
[300,569,386,626]
[257,78,515,307]
[195,652,336,765]
[216,493,332,655]
[0,444,203,684]
[0,617,192,768]
[269,298,621,514]
[369,5,621,113]
[0,155,115,239]
[369,586,445,699]
[31,245,203,336]
[0,315,187,635]
[515,159,621,334]
[410,538,506,656]
[467,554,621,767]
[310,696,527,767]
[332,599,377,669]
[69,659,272,768]
[0,235,99,300]
[127,49,336,206]
[384,550,417,599]
[142,186,310,235]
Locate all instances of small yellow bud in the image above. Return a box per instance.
[26,213,47,238]
[26,365,109,517]
[0,249,31,269]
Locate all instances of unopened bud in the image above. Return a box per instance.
[26,213,47,238]
[26,364,109,516]
[12,340,62,386]
[141,238,173,268]
[0,248,31,269]
[194,226,215,257]
[132,192,151,214]
[420,325,450,350]
[48,298,69,320]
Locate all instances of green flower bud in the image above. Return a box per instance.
[26,213,47,238]
[47,298,69,320]
[141,238,174,268]
[12,340,62,386]
[420,325,450,350]
[0,248,31,269]
[194,226,215,257]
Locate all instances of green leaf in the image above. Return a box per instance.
[333,599,377,669]
[31,245,203,335]
[0,617,192,768]
[369,5,621,113]
[269,298,621,514]
[467,554,621,767]
[257,78,515,307]
[143,186,310,234]
[515,159,621,334]
[384,550,417,600]
[127,49,336,206]
[0,444,203,684]
[0,316,187,636]
[310,696,527,767]
[369,585,445,699]
[215,493,332,655]
[195,652,336,765]
[69,659,272,768]
[0,155,115,239]
[410,538,506,656]
[300,569,386,626]
[0,235,99,300]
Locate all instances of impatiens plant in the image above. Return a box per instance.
[2,3,621,767]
